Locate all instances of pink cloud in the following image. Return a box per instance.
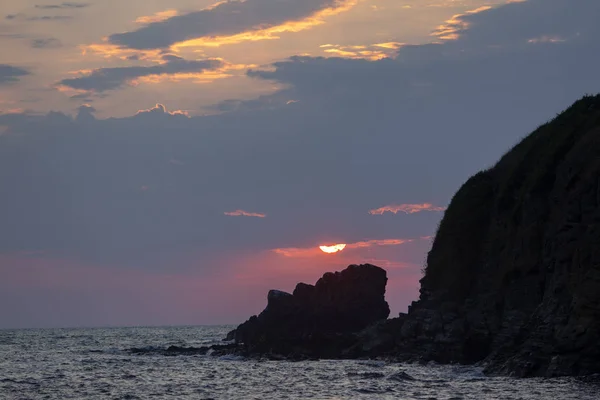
[347,238,413,248]
[224,209,266,218]
[368,203,446,215]
[272,247,322,258]
[359,258,414,269]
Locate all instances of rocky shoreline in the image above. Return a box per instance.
[157,96,600,377]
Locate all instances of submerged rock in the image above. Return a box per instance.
[230,263,390,358]
[129,345,210,356]
[387,371,416,381]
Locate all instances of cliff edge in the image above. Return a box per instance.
[399,95,600,377]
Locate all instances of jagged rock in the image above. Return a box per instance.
[394,95,600,377]
[229,264,390,358]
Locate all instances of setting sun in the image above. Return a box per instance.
[319,244,347,254]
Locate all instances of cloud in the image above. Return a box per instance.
[29,15,72,21]
[107,0,356,50]
[6,14,73,21]
[0,64,30,85]
[136,104,190,117]
[369,203,447,215]
[5,2,89,23]
[347,239,413,249]
[527,36,566,44]
[320,43,402,60]
[135,9,179,25]
[0,32,62,49]
[271,247,321,258]
[225,210,267,218]
[75,104,96,122]
[432,6,492,40]
[31,37,62,49]
[34,2,89,9]
[56,55,223,93]
[0,33,27,40]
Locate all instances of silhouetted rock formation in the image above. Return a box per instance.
[391,95,600,377]
[221,96,600,377]
[229,264,390,358]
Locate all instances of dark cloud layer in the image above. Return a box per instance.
[108,0,346,49]
[0,64,30,84]
[2,0,598,265]
[0,32,62,49]
[57,55,223,93]
[6,13,73,21]
[5,2,89,22]
[31,37,62,48]
[35,2,89,9]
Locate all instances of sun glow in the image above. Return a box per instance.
[319,244,347,254]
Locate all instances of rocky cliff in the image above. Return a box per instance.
[229,264,390,358]
[395,95,600,377]
[221,96,600,377]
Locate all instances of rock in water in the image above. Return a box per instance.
[231,264,390,358]
[395,95,600,377]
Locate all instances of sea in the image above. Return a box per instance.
[0,326,598,400]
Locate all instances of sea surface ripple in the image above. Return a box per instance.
[0,326,598,399]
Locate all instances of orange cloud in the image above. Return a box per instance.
[135,9,179,24]
[172,1,357,50]
[86,0,358,55]
[56,57,252,96]
[432,6,492,41]
[321,42,402,60]
[81,43,163,62]
[368,203,447,215]
[224,210,267,218]
[373,42,404,49]
[85,0,358,55]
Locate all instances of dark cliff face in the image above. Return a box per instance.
[231,264,390,358]
[403,95,600,377]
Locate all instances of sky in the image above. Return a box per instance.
[0,0,599,328]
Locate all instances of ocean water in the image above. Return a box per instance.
[0,326,598,399]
